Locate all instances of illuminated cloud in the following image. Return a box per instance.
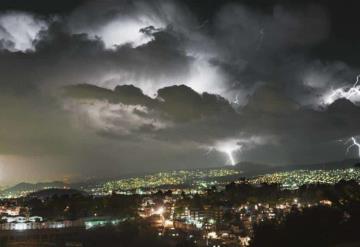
[0,12,47,51]
[323,75,360,106]
[0,0,359,183]
[205,136,273,166]
[76,15,165,49]
[209,139,242,166]
[63,99,171,136]
[185,54,229,97]
[346,137,360,158]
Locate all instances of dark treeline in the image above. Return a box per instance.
[249,180,360,247]
[2,179,360,246]
[175,179,360,212]
[250,202,360,247]
[57,220,192,247]
[20,193,140,220]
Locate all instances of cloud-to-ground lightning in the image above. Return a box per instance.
[346,137,360,158]
[324,74,360,105]
[233,95,240,105]
[207,139,242,166]
[225,149,236,165]
[205,136,271,166]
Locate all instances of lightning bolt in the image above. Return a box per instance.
[233,95,240,105]
[346,137,360,158]
[206,139,241,166]
[206,145,239,165]
[225,149,236,166]
[205,136,266,166]
[353,75,360,87]
[324,74,360,105]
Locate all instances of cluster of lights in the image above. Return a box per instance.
[250,168,360,189]
[97,168,240,193]
[153,207,164,216]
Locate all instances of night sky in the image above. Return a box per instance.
[0,0,360,184]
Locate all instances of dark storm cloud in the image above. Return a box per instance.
[0,0,359,183]
[65,83,234,122]
[64,80,360,166]
[0,1,207,184]
[206,3,332,98]
[0,0,85,15]
[64,83,239,145]
[237,84,360,164]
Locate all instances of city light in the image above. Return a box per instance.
[154,207,164,215]
[250,168,360,189]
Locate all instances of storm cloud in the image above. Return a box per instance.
[0,0,359,184]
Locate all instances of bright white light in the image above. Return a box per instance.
[97,52,229,98]
[185,55,228,97]
[233,95,240,105]
[225,150,236,166]
[205,136,273,166]
[207,231,218,239]
[208,139,242,166]
[0,12,47,51]
[154,207,164,215]
[346,137,360,158]
[14,223,27,231]
[323,74,360,105]
[64,100,170,135]
[91,19,159,49]
[80,14,165,49]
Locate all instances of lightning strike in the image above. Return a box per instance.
[233,95,240,105]
[207,139,242,166]
[323,74,360,105]
[346,137,360,158]
[224,149,236,166]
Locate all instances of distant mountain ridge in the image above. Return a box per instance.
[287,158,360,171]
[3,181,67,194]
[234,159,360,175]
[3,159,360,195]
